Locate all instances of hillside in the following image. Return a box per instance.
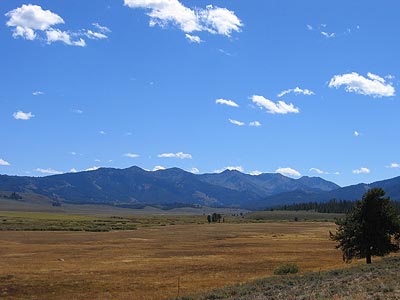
[177,256,400,300]
[1,166,399,210]
[0,166,339,209]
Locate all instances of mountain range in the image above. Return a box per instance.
[0,166,399,210]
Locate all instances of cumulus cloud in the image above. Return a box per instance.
[158,152,192,159]
[5,4,109,47]
[229,119,245,126]
[352,167,370,174]
[123,0,242,39]
[190,167,200,174]
[13,111,34,120]
[354,131,360,137]
[69,168,78,173]
[386,163,400,169]
[329,72,395,97]
[124,153,140,158]
[185,33,202,43]
[249,121,261,127]
[252,95,299,114]
[0,159,11,166]
[276,167,301,177]
[153,165,166,171]
[278,87,315,98]
[36,168,62,175]
[250,170,262,176]
[216,98,239,107]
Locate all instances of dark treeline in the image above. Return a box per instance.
[276,198,400,214]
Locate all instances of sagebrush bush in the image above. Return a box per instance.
[273,263,299,275]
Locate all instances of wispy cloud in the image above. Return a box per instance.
[153,165,166,171]
[73,109,83,114]
[229,119,245,126]
[85,166,100,171]
[216,98,239,107]
[276,167,301,177]
[278,87,315,98]
[5,4,109,47]
[13,111,34,120]
[32,91,44,96]
[123,153,140,158]
[354,131,360,137]
[386,163,400,169]
[0,159,11,166]
[185,33,202,43]
[124,1,243,39]
[249,121,261,127]
[309,168,339,175]
[158,152,192,159]
[352,167,370,174]
[36,168,62,175]
[99,130,106,135]
[252,95,299,114]
[329,72,395,97]
[250,170,262,176]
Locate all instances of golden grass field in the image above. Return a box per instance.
[0,221,348,300]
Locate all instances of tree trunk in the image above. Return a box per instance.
[366,252,372,264]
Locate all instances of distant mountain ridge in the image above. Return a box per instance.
[0,166,399,210]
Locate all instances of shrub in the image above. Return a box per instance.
[273,263,299,275]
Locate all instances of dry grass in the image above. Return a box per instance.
[0,222,346,300]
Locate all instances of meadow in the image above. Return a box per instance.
[0,214,348,300]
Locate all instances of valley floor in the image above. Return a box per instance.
[0,222,345,300]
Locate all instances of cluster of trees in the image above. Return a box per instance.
[330,188,400,264]
[0,192,22,200]
[207,213,223,223]
[277,199,357,214]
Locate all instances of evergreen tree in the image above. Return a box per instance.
[330,188,400,264]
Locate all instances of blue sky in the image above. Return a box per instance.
[1,0,400,187]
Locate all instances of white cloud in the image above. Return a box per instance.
[158,152,192,159]
[32,91,44,96]
[229,119,245,126]
[309,168,340,175]
[185,34,202,43]
[85,30,108,40]
[46,29,86,47]
[321,31,335,38]
[153,165,166,171]
[199,5,243,37]
[306,24,313,31]
[276,167,301,177]
[354,131,360,137]
[5,4,108,47]
[69,168,78,173]
[190,167,200,174]
[0,159,11,166]
[249,121,261,127]
[309,168,326,175]
[250,170,262,176]
[99,131,106,135]
[216,98,239,107]
[352,167,370,174]
[252,95,299,114]
[36,168,62,175]
[123,0,242,38]
[329,72,395,97]
[215,166,244,173]
[278,87,315,98]
[85,166,100,171]
[70,152,77,156]
[124,153,140,158]
[73,109,83,114]
[386,163,400,169]
[13,111,34,120]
